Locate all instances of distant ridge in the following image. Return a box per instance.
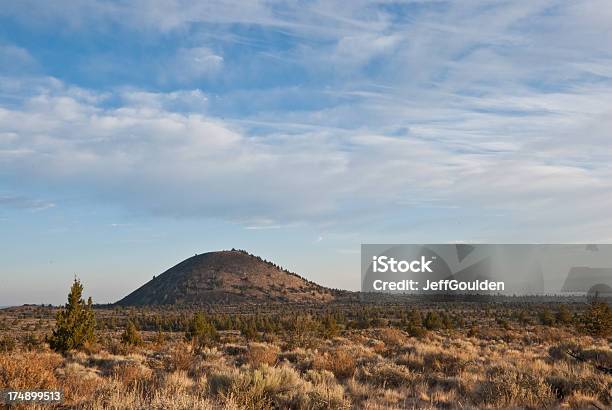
[116,250,347,306]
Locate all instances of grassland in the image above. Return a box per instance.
[0,300,610,409]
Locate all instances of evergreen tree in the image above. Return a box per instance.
[516,309,531,325]
[155,326,167,345]
[48,278,96,353]
[405,309,426,337]
[580,299,611,337]
[556,305,573,324]
[539,308,555,326]
[440,311,453,329]
[241,318,258,341]
[186,312,218,346]
[423,311,444,330]
[121,320,143,346]
[321,314,340,338]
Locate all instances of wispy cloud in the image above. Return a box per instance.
[0,195,55,211]
[0,44,38,75]
[244,225,283,230]
[1,1,611,242]
[171,47,223,82]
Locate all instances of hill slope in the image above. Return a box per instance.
[116,250,341,305]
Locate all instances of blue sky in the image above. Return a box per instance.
[1,1,612,305]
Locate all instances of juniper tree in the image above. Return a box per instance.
[240,317,258,341]
[121,320,143,346]
[48,278,96,353]
[155,325,167,346]
[185,312,217,346]
[516,309,531,325]
[423,311,444,330]
[556,305,573,325]
[581,299,611,337]
[405,309,426,337]
[321,314,340,338]
[539,308,555,326]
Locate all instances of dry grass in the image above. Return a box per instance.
[0,305,610,409]
[245,342,279,367]
[0,351,62,390]
[312,347,357,379]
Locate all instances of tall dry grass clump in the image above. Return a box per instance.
[312,348,357,379]
[0,351,62,390]
[475,365,557,408]
[246,342,279,367]
[209,363,349,410]
[357,361,418,389]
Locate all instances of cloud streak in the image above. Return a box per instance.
[1,1,611,242]
[0,195,55,211]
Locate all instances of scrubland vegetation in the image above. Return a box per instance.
[0,284,610,409]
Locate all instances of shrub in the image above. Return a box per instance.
[320,315,340,339]
[246,343,279,367]
[241,323,258,341]
[0,335,16,353]
[539,308,556,326]
[21,333,43,351]
[186,312,218,346]
[579,347,612,368]
[467,325,478,338]
[423,352,466,376]
[579,300,611,337]
[121,320,143,346]
[112,361,153,388]
[58,361,103,406]
[154,328,168,346]
[476,365,556,408]
[423,311,444,330]
[567,392,607,410]
[162,370,194,395]
[312,349,356,379]
[548,342,580,362]
[211,365,304,410]
[556,305,573,324]
[0,351,62,390]
[278,348,314,372]
[163,343,194,372]
[48,279,96,353]
[406,323,426,337]
[516,309,532,325]
[546,375,579,401]
[357,362,416,388]
[405,309,426,337]
[304,370,349,409]
[377,327,406,347]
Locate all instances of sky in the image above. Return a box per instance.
[1,0,612,305]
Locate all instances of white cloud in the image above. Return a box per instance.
[335,34,400,64]
[169,47,223,82]
[1,1,612,242]
[0,44,37,73]
[120,89,209,112]
[1,75,612,242]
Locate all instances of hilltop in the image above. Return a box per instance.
[116,250,346,306]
